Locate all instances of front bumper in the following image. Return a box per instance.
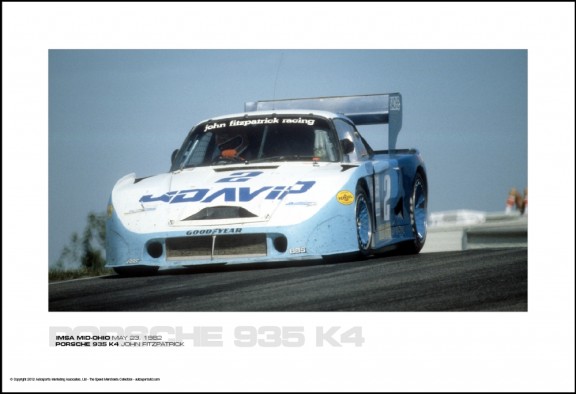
[105,210,358,270]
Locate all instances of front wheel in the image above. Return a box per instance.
[355,185,374,257]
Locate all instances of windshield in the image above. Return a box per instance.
[171,115,340,170]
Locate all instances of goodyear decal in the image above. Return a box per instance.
[139,181,315,204]
[186,228,242,236]
[336,190,354,205]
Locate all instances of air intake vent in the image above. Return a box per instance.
[214,234,266,257]
[184,206,257,221]
[166,234,267,261]
[166,237,212,260]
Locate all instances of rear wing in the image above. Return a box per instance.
[245,93,402,150]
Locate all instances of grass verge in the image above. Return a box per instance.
[49,267,114,282]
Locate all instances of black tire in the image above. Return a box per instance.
[355,184,374,257]
[113,266,159,276]
[403,172,428,254]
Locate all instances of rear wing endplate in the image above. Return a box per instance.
[245,93,402,150]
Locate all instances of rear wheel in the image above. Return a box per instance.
[355,185,373,256]
[403,172,427,254]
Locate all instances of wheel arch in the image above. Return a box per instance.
[415,165,428,202]
[357,176,371,199]
[357,176,376,226]
[354,180,374,257]
[416,165,428,188]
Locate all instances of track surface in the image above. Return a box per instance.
[49,248,527,311]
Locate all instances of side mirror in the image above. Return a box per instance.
[340,139,355,155]
[171,149,179,164]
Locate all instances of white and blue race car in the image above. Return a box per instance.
[106,94,427,275]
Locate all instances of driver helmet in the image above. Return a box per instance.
[216,133,249,159]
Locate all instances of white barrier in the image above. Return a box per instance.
[421,211,527,253]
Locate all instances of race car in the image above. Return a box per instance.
[106,93,427,275]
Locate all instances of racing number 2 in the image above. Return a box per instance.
[216,171,263,183]
[377,173,391,221]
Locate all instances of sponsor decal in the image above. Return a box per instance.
[139,181,315,204]
[336,190,354,205]
[289,247,307,254]
[390,95,401,111]
[186,228,242,236]
[204,118,316,132]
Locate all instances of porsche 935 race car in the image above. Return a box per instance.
[106,93,427,275]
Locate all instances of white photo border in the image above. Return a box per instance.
[3,2,574,392]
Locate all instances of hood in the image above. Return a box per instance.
[112,163,354,232]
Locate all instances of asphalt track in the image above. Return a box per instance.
[49,248,527,311]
